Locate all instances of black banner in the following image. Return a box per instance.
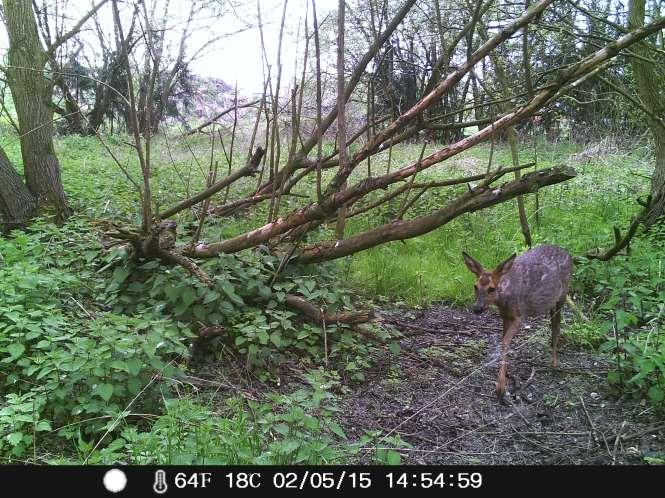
[0,465,663,495]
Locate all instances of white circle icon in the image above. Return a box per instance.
[103,468,128,493]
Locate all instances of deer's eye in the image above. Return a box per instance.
[488,287,496,293]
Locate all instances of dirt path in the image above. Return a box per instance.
[341,305,665,464]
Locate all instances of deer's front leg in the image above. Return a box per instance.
[497,314,522,400]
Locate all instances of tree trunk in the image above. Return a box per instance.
[0,146,36,230]
[629,0,665,226]
[335,0,348,239]
[480,23,533,247]
[4,0,71,221]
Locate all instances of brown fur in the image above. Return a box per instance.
[463,245,573,400]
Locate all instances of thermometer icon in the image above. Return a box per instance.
[153,470,168,494]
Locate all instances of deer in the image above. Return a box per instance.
[462,244,573,400]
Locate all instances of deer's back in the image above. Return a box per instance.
[497,245,572,317]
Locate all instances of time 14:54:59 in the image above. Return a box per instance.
[387,472,482,489]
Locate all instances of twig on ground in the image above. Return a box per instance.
[579,394,612,457]
[612,421,627,464]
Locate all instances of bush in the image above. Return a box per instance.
[0,220,189,460]
[573,226,665,410]
[101,250,387,382]
[66,369,406,465]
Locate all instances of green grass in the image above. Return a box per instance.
[2,128,653,311]
[2,125,662,461]
[345,139,653,305]
[1,127,655,321]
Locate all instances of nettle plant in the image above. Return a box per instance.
[101,249,383,381]
[574,227,665,409]
[0,220,189,459]
[77,369,406,465]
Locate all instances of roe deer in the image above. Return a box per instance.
[462,244,573,400]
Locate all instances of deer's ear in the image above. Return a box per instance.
[495,253,516,277]
[462,251,483,276]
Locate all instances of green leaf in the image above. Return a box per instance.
[385,450,401,465]
[219,280,244,306]
[388,343,401,355]
[274,423,290,435]
[192,305,207,321]
[7,343,26,360]
[648,386,664,403]
[112,267,130,284]
[203,291,220,304]
[164,284,180,302]
[125,358,141,376]
[95,383,114,402]
[257,285,272,300]
[257,330,269,345]
[303,279,316,293]
[329,421,347,439]
[7,432,23,446]
[181,287,197,308]
[127,377,142,394]
[35,420,52,432]
[279,439,300,454]
[270,332,283,348]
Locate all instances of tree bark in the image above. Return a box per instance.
[0,146,37,230]
[4,0,71,220]
[293,166,576,264]
[629,0,665,226]
[284,294,374,325]
[334,0,348,239]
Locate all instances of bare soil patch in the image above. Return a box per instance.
[341,304,665,464]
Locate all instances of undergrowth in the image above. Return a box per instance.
[1,130,663,463]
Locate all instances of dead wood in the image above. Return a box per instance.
[184,100,262,136]
[284,294,375,325]
[293,166,577,263]
[158,146,265,220]
[585,196,651,261]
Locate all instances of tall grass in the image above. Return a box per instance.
[346,138,653,305]
[3,128,652,308]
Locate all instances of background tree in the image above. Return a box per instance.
[0,145,36,228]
[629,0,665,225]
[2,0,107,221]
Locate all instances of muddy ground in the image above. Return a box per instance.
[342,305,665,464]
[191,304,665,465]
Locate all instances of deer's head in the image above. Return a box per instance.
[462,252,516,314]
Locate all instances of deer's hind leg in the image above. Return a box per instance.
[550,297,565,368]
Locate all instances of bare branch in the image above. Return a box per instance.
[46,0,110,57]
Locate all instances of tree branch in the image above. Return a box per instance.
[159,146,265,219]
[46,0,110,57]
[294,166,577,263]
[284,294,374,325]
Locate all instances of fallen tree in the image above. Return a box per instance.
[102,0,665,293]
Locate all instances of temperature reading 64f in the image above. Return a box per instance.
[174,472,212,489]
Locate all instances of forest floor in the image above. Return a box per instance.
[337,304,665,465]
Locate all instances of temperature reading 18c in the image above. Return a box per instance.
[225,472,262,489]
